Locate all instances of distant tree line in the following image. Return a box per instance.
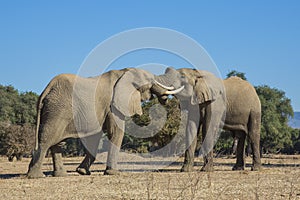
[0,85,38,160]
[0,70,299,161]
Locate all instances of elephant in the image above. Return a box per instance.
[27,68,183,178]
[155,67,262,172]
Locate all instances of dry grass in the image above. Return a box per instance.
[0,154,300,199]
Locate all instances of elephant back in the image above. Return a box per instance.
[223,76,261,124]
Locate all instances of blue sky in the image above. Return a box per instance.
[0,1,299,111]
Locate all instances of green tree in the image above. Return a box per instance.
[255,85,294,153]
[226,70,247,80]
[282,128,300,154]
[0,85,19,123]
[214,131,235,156]
[0,85,38,157]
[16,91,39,124]
[0,85,38,124]
[123,97,183,154]
[290,128,300,153]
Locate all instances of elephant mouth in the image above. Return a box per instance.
[151,79,184,105]
[157,94,169,105]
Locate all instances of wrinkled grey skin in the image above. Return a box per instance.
[157,67,261,172]
[27,68,170,178]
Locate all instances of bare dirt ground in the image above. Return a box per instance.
[1,154,300,200]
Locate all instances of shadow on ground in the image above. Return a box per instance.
[1,158,299,179]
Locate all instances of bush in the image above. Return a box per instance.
[0,122,35,160]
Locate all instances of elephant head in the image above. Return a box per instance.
[178,68,224,106]
[111,68,185,117]
[155,67,224,107]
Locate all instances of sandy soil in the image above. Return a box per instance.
[0,154,300,199]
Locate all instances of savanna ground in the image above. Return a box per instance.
[0,153,300,200]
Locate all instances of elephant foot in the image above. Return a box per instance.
[53,170,68,177]
[200,164,214,172]
[180,164,193,172]
[232,165,245,171]
[76,167,91,175]
[104,169,121,175]
[27,169,45,179]
[251,164,262,171]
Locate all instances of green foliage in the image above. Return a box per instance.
[226,70,247,80]
[0,85,19,123]
[123,98,183,155]
[17,92,39,124]
[255,85,294,153]
[290,129,300,153]
[62,138,85,157]
[214,131,234,156]
[0,85,39,157]
[0,122,10,155]
[0,85,38,124]
[282,128,300,154]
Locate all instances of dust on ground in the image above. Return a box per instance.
[0,154,300,199]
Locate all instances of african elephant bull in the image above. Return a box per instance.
[156,67,261,172]
[27,68,183,178]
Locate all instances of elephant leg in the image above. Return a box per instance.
[200,128,214,172]
[76,133,101,175]
[248,113,262,171]
[27,119,68,178]
[181,137,197,172]
[195,130,202,157]
[50,143,67,177]
[250,139,261,171]
[104,112,124,175]
[232,136,238,156]
[8,154,14,162]
[200,106,215,172]
[201,151,214,172]
[232,131,246,170]
[16,153,22,161]
[76,150,95,175]
[181,105,200,172]
[27,143,49,178]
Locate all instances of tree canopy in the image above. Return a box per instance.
[0,85,38,124]
[0,85,39,159]
[256,85,294,153]
[226,70,247,80]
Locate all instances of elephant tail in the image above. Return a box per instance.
[34,96,42,151]
[34,76,60,151]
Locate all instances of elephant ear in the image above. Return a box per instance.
[191,71,223,105]
[112,69,153,117]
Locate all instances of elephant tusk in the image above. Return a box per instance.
[154,80,175,90]
[165,85,185,95]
